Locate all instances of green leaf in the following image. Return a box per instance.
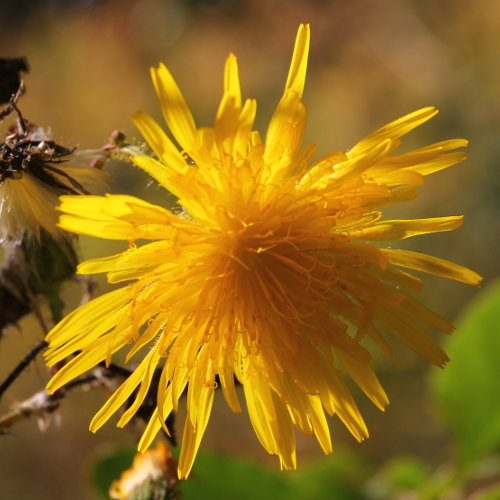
[380,456,429,490]
[90,447,366,500]
[289,452,367,500]
[181,450,365,500]
[180,452,292,500]
[365,456,436,500]
[432,278,500,464]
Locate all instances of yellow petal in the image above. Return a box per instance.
[90,345,159,432]
[219,359,242,413]
[307,395,333,454]
[383,249,482,286]
[234,98,257,157]
[372,265,423,294]
[337,352,389,411]
[215,54,242,146]
[131,111,188,172]
[349,107,438,156]
[46,333,128,393]
[400,295,454,333]
[285,24,310,97]
[408,151,467,176]
[78,242,177,282]
[351,216,463,241]
[243,381,278,454]
[264,90,307,177]
[58,216,131,240]
[117,346,162,427]
[270,391,296,470]
[132,155,204,211]
[58,194,180,241]
[376,306,449,367]
[138,383,174,452]
[151,63,199,155]
[321,370,369,442]
[178,384,214,479]
[329,139,394,184]
[45,287,131,353]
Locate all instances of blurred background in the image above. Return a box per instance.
[0,0,498,498]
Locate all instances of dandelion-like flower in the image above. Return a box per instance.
[45,25,481,478]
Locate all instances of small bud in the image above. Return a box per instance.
[109,442,179,500]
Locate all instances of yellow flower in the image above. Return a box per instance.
[45,24,481,479]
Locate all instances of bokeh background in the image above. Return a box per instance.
[0,0,498,498]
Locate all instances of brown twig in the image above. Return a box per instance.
[0,388,60,432]
[0,340,48,402]
[0,366,122,433]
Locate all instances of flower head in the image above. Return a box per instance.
[0,120,108,243]
[45,25,481,478]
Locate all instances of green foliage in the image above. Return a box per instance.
[287,453,367,500]
[180,452,290,500]
[92,448,366,500]
[180,450,366,500]
[432,278,500,464]
[379,456,429,490]
[364,456,457,500]
[365,457,420,499]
